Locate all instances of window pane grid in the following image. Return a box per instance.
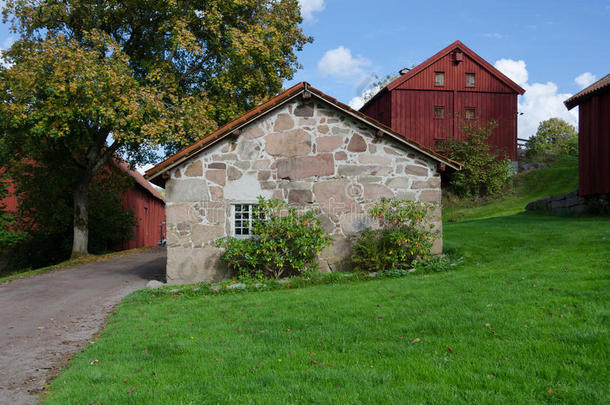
[233,204,261,237]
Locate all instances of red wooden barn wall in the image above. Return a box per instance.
[577,90,610,196]
[116,183,166,250]
[362,45,520,161]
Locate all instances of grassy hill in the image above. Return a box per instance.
[443,156,578,222]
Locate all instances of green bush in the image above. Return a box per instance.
[352,199,438,273]
[216,197,332,280]
[525,118,578,161]
[436,121,512,198]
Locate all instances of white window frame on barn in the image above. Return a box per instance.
[230,203,263,238]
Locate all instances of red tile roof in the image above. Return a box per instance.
[146,82,462,187]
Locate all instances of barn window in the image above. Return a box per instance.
[232,203,263,238]
[434,106,445,119]
[465,107,476,119]
[466,73,476,87]
[434,71,445,86]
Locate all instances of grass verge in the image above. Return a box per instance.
[43,213,609,404]
[0,247,157,284]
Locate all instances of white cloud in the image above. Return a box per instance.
[574,72,597,89]
[136,163,155,175]
[318,46,371,83]
[494,58,528,86]
[348,86,381,110]
[298,0,325,22]
[483,33,503,39]
[494,58,578,139]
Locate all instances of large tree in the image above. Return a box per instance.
[525,118,578,160]
[0,0,310,257]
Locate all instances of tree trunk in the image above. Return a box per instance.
[71,179,89,258]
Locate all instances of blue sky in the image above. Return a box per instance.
[1,0,608,139]
[290,0,610,138]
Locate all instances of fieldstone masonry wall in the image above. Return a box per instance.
[164,99,443,284]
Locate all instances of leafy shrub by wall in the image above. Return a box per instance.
[352,198,438,273]
[216,197,332,280]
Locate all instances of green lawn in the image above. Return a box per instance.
[443,157,578,222]
[44,212,610,404]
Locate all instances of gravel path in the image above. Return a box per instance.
[0,248,166,404]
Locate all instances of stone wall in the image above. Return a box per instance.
[526,190,610,214]
[164,99,443,284]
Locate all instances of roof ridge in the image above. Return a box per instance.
[145,83,461,186]
[361,40,525,111]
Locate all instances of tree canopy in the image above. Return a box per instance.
[0,0,311,256]
[525,118,578,160]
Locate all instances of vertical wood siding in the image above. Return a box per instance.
[365,49,520,161]
[360,90,392,127]
[117,185,166,250]
[578,90,610,196]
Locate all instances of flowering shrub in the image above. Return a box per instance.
[352,198,438,273]
[216,197,332,280]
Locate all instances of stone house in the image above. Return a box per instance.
[146,83,460,284]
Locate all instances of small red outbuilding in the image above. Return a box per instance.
[564,74,610,196]
[114,161,166,250]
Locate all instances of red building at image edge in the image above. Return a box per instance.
[564,74,610,197]
[361,40,525,164]
[1,161,165,251]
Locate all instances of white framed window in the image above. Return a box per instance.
[231,203,262,238]
[465,107,476,120]
[466,73,476,87]
[434,71,445,86]
[434,106,445,119]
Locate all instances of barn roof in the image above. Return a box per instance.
[115,160,165,203]
[361,40,526,111]
[145,82,462,187]
[564,73,610,110]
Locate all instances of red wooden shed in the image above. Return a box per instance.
[564,74,610,196]
[361,40,525,162]
[114,161,166,250]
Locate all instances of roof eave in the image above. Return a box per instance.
[146,82,462,187]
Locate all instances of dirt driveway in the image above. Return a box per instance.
[0,248,166,405]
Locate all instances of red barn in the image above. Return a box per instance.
[564,74,610,196]
[114,162,166,250]
[361,40,525,162]
[0,161,165,250]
